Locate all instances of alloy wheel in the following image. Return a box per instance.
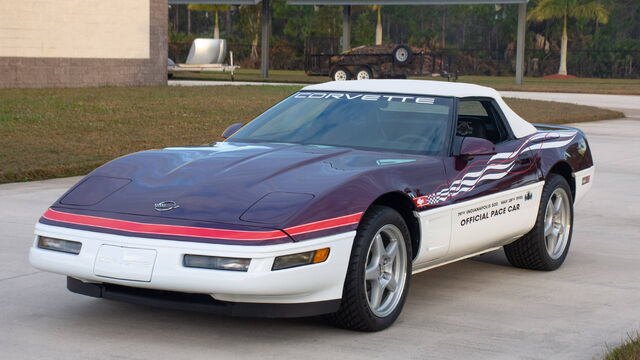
[364,224,408,317]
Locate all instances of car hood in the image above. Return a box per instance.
[54,142,423,228]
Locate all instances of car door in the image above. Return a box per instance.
[442,98,543,258]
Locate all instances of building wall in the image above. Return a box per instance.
[0,0,167,88]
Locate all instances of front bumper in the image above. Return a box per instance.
[66,277,341,318]
[30,223,355,307]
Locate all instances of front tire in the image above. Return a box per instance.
[327,206,412,331]
[504,174,574,271]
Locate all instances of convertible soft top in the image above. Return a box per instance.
[302,80,537,139]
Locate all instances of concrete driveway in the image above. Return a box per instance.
[1,93,639,360]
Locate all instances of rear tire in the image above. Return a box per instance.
[327,206,412,331]
[504,174,574,271]
[354,67,373,80]
[331,67,351,81]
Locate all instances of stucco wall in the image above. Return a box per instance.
[0,0,167,88]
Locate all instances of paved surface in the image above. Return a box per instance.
[500,91,640,113]
[2,93,639,360]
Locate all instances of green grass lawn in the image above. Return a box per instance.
[174,69,640,95]
[605,334,640,360]
[0,85,623,184]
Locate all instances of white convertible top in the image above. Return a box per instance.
[302,80,537,138]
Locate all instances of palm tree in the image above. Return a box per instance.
[371,5,382,45]
[238,5,261,66]
[188,4,231,39]
[528,0,608,75]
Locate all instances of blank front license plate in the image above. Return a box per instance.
[94,245,157,282]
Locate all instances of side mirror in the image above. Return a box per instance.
[459,137,496,157]
[222,123,244,139]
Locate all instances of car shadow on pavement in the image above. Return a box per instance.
[54,250,516,339]
[470,248,512,267]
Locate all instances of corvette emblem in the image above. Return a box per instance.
[154,201,180,212]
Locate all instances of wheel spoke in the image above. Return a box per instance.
[546,235,557,254]
[385,240,398,260]
[553,196,563,215]
[385,277,398,292]
[547,226,561,253]
[545,204,554,225]
[373,234,384,259]
[544,220,553,237]
[365,264,379,281]
[369,280,383,309]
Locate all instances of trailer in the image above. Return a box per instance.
[168,38,239,80]
[305,43,458,82]
[168,58,238,80]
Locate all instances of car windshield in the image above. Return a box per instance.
[228,91,454,155]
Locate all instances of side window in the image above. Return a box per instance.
[458,101,488,117]
[456,99,510,144]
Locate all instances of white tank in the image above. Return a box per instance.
[185,38,227,65]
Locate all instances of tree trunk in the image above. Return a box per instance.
[175,5,179,32]
[251,34,259,66]
[441,11,446,48]
[385,13,390,41]
[214,10,220,39]
[558,14,568,75]
[375,7,382,45]
[187,8,191,35]
[462,22,466,49]
[225,8,233,37]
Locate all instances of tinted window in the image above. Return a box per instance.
[458,100,488,116]
[229,92,454,155]
[456,99,510,144]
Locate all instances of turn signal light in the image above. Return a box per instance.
[183,255,250,272]
[272,248,330,271]
[37,236,82,254]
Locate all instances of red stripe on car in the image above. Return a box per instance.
[285,212,362,236]
[42,209,362,241]
[42,209,286,241]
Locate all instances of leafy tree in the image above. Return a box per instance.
[528,0,609,75]
[188,4,231,39]
[237,5,262,65]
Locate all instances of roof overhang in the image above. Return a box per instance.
[168,0,529,6]
[168,0,261,4]
[288,0,528,4]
